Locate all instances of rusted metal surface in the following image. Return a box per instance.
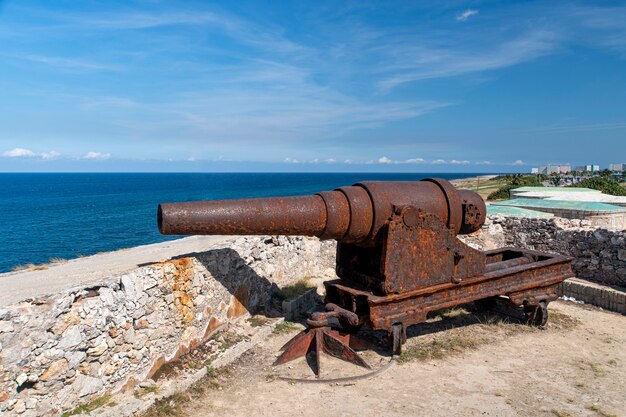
[273,306,371,376]
[158,178,575,376]
[159,178,482,242]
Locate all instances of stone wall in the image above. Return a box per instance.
[461,216,626,288]
[0,236,336,416]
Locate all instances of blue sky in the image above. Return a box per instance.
[0,0,625,173]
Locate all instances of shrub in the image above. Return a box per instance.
[569,177,626,196]
[487,186,513,200]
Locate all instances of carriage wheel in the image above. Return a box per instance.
[524,301,548,326]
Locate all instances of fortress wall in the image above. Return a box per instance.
[0,236,336,416]
[461,216,626,288]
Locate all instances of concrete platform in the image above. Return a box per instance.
[559,278,626,314]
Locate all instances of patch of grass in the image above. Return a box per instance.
[142,392,189,417]
[398,332,483,363]
[551,409,574,417]
[205,366,218,378]
[151,361,178,381]
[187,366,231,397]
[272,320,300,335]
[607,359,618,366]
[247,315,270,327]
[589,362,607,377]
[585,403,619,417]
[134,385,159,398]
[217,332,245,351]
[11,263,48,272]
[439,307,470,318]
[398,307,537,364]
[276,279,315,301]
[185,358,212,370]
[547,311,580,330]
[49,257,67,264]
[578,361,608,377]
[61,396,113,416]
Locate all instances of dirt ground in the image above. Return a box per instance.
[153,301,625,417]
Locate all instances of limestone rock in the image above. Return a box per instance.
[0,321,14,333]
[57,325,82,349]
[16,373,28,386]
[73,374,103,397]
[13,399,26,414]
[86,339,107,357]
[65,351,86,370]
[25,398,37,409]
[40,359,68,382]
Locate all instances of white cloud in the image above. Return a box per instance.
[2,148,36,157]
[283,157,300,163]
[378,156,431,164]
[325,158,337,163]
[456,9,479,22]
[18,54,122,72]
[40,151,61,159]
[378,30,557,91]
[513,160,525,165]
[2,148,62,159]
[450,159,470,164]
[476,161,492,165]
[82,151,111,160]
[344,159,353,164]
[431,159,446,164]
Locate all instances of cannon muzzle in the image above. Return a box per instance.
[158,178,485,242]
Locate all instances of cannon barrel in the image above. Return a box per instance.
[158,178,485,242]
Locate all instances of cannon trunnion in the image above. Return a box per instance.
[159,178,574,376]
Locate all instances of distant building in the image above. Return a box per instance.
[533,164,597,174]
[609,163,625,171]
[539,165,571,174]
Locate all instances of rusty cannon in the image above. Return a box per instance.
[158,178,574,375]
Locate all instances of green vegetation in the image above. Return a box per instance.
[272,320,300,334]
[134,385,159,398]
[276,278,315,301]
[142,392,190,417]
[585,403,619,417]
[61,396,116,416]
[247,315,270,327]
[397,307,538,363]
[568,177,626,196]
[487,186,515,200]
[487,174,544,200]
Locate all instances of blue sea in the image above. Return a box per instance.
[0,173,482,273]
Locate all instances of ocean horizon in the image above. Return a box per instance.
[0,172,486,273]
